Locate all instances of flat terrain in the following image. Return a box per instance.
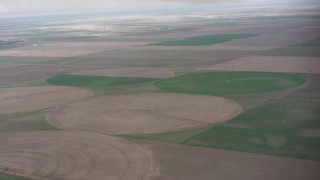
[150,34,258,46]
[0,86,90,114]
[261,39,320,57]
[0,131,156,180]
[203,56,320,73]
[0,64,96,84]
[0,3,319,180]
[46,75,158,96]
[58,49,254,68]
[0,42,148,57]
[72,67,174,78]
[136,140,320,180]
[184,99,320,160]
[155,71,305,96]
[48,93,242,134]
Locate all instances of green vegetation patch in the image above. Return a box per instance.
[184,100,320,160]
[150,34,258,46]
[0,174,28,180]
[0,110,59,133]
[0,45,17,50]
[0,56,56,64]
[0,115,59,133]
[155,71,305,96]
[46,75,158,95]
[261,39,320,57]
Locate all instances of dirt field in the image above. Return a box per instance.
[72,67,174,78]
[0,86,91,114]
[0,64,96,84]
[202,56,320,73]
[48,93,242,134]
[0,42,147,57]
[62,48,254,68]
[135,140,320,180]
[0,131,156,180]
[2,132,318,180]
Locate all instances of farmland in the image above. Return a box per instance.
[0,1,319,180]
[155,71,305,96]
[150,34,258,46]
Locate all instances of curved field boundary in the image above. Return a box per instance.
[0,131,157,180]
[48,93,242,134]
[155,71,305,96]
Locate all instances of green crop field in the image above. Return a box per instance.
[155,71,305,96]
[261,39,320,57]
[0,115,59,133]
[185,100,320,160]
[150,34,258,46]
[0,111,59,133]
[46,75,159,95]
[0,174,28,180]
[121,99,320,161]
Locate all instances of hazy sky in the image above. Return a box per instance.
[0,0,314,15]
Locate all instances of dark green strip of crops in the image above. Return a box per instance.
[46,75,159,96]
[150,34,258,46]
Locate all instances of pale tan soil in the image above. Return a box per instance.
[0,42,147,57]
[0,86,91,114]
[72,67,174,78]
[202,56,320,73]
[48,93,242,134]
[43,42,148,47]
[0,50,103,57]
[135,140,320,180]
[0,64,97,84]
[0,131,156,180]
[64,48,253,68]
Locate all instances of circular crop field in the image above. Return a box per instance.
[154,71,305,96]
[0,86,91,114]
[48,93,242,134]
[0,132,156,180]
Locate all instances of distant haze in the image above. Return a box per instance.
[0,0,316,15]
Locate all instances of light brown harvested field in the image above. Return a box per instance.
[0,64,97,84]
[42,41,149,47]
[0,131,156,180]
[0,42,147,57]
[202,56,320,73]
[72,67,174,78]
[135,140,320,180]
[0,50,102,58]
[63,49,254,68]
[0,86,91,114]
[48,93,242,134]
